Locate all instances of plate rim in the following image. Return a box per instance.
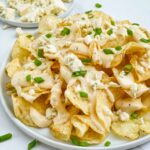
[0,45,150,150]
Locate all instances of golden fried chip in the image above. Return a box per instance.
[71,116,89,137]
[79,129,105,144]
[12,94,37,127]
[12,94,50,127]
[51,121,72,141]
[6,58,21,77]
[111,121,139,140]
[140,121,150,134]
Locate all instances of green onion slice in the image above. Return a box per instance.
[124,64,133,75]
[104,141,111,147]
[107,28,113,35]
[103,49,114,55]
[71,136,90,147]
[93,27,102,36]
[95,3,102,8]
[72,70,87,77]
[79,91,88,98]
[28,139,37,150]
[26,74,31,82]
[140,38,150,43]
[34,77,44,83]
[34,58,42,66]
[61,27,70,36]
[0,133,12,142]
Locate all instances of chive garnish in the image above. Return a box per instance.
[79,91,88,98]
[103,49,114,55]
[72,70,87,77]
[0,133,12,142]
[104,141,111,147]
[130,112,139,120]
[71,136,90,147]
[124,64,133,75]
[127,28,133,36]
[26,35,32,38]
[26,74,31,82]
[107,28,113,35]
[111,20,115,26]
[38,49,44,58]
[81,58,92,64]
[34,58,42,66]
[95,3,102,8]
[45,33,52,38]
[93,27,102,36]
[140,38,150,43]
[132,23,140,26]
[28,139,37,150]
[61,27,70,36]
[115,46,122,51]
[34,77,44,83]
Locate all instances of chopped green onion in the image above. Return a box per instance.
[88,13,94,19]
[130,112,139,120]
[107,28,113,35]
[104,141,111,147]
[85,10,92,14]
[38,49,44,58]
[111,20,115,26]
[124,64,133,75]
[140,38,150,43]
[34,77,44,83]
[26,35,32,38]
[45,33,52,38]
[28,139,37,150]
[34,58,42,66]
[81,58,92,64]
[127,28,133,36]
[71,136,90,147]
[61,27,70,36]
[26,74,31,82]
[95,3,102,8]
[132,23,140,26]
[88,31,92,35]
[103,49,114,55]
[115,46,122,51]
[79,91,88,98]
[0,133,12,142]
[93,27,102,36]
[72,70,87,77]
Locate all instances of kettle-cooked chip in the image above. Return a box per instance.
[51,121,72,141]
[111,121,139,140]
[6,58,21,77]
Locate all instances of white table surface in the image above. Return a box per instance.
[0,0,150,149]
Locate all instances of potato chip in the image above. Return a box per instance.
[11,40,30,63]
[115,97,145,113]
[30,107,51,128]
[111,121,139,140]
[6,58,21,77]
[12,94,37,127]
[51,121,72,141]
[140,121,150,134]
[71,115,89,137]
[79,129,105,144]
[65,87,90,115]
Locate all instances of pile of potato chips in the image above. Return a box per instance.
[6,11,150,145]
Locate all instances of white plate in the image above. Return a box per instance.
[0,0,150,150]
[0,0,75,28]
[0,36,150,150]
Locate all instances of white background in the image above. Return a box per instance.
[0,0,150,149]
